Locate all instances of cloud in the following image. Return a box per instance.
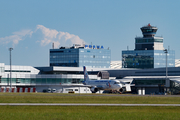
[0,29,33,46]
[0,25,85,48]
[36,25,85,48]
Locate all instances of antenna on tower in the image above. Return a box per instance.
[168,46,170,50]
[52,43,54,49]
[127,46,129,50]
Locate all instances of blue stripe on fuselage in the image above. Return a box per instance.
[94,80,111,82]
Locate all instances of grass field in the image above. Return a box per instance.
[1,93,180,120]
[1,106,180,120]
[0,93,180,104]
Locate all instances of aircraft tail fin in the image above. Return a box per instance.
[83,66,90,81]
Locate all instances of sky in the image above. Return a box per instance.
[0,0,180,67]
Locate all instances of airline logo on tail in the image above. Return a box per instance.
[83,66,89,81]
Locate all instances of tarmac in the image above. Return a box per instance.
[0,103,180,106]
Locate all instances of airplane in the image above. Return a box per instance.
[83,66,123,93]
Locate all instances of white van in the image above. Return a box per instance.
[52,89,56,93]
[48,88,51,93]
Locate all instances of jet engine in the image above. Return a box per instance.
[119,88,124,93]
[90,87,98,93]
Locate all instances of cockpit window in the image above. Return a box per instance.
[114,82,120,84]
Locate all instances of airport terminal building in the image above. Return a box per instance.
[1,61,180,94]
[0,63,96,93]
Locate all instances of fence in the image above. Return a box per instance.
[0,87,36,93]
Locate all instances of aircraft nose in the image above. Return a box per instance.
[118,84,122,88]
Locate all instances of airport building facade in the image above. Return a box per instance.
[107,67,180,94]
[0,63,99,93]
[1,62,180,94]
[50,45,111,68]
[122,24,175,69]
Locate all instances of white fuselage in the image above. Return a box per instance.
[85,80,122,91]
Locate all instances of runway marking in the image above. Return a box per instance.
[0,103,180,106]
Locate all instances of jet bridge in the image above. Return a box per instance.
[170,79,180,94]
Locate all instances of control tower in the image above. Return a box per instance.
[135,24,164,50]
[141,23,157,37]
[122,24,175,69]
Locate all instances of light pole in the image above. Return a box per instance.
[9,47,13,88]
[163,49,168,93]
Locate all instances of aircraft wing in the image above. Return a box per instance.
[120,81,127,85]
[96,85,104,90]
[121,83,135,92]
[82,85,104,90]
[80,84,104,90]
[59,84,92,87]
